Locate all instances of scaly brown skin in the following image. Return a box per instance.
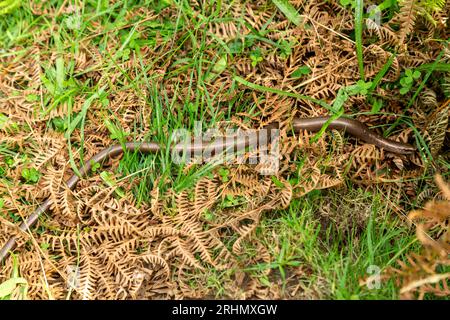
[0,116,415,263]
[292,117,416,155]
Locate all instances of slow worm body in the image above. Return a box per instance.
[0,116,415,263]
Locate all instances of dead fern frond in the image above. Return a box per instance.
[423,102,449,155]
[396,0,419,45]
[384,175,450,299]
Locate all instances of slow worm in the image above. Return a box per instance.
[0,116,415,263]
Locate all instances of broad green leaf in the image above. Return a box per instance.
[212,55,227,74]
[218,168,230,182]
[0,278,28,298]
[260,276,271,287]
[378,0,396,10]
[291,65,311,78]
[21,167,40,183]
[340,0,353,6]
[400,87,409,95]
[370,99,383,114]
[100,171,126,198]
[206,55,228,81]
[25,94,39,102]
[41,75,55,94]
[51,117,66,132]
[271,176,285,189]
[228,39,244,54]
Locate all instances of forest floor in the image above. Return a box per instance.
[0,0,449,300]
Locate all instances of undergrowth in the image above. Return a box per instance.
[0,0,449,299]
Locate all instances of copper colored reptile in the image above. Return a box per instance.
[0,116,415,263]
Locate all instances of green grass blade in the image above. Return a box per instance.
[408,49,445,108]
[0,0,20,15]
[415,62,450,72]
[233,75,331,109]
[355,0,365,80]
[65,86,106,177]
[369,54,395,93]
[271,0,303,26]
